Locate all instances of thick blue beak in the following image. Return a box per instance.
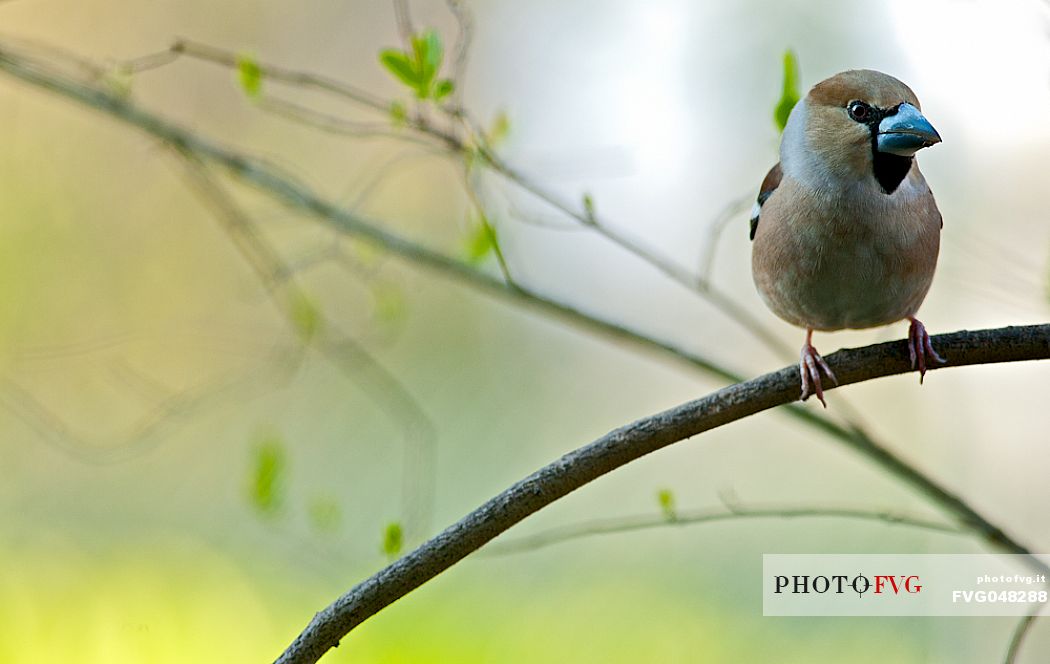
[876,103,941,156]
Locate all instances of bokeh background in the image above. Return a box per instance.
[1,0,1049,662]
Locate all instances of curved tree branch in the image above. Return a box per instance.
[275,324,1050,664]
[1006,609,1043,664]
[2,41,1047,664]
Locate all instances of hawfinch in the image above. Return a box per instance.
[750,70,943,406]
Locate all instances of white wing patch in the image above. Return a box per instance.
[750,201,762,224]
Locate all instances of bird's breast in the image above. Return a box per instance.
[752,175,940,331]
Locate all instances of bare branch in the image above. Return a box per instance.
[471,144,795,358]
[168,39,391,112]
[120,47,179,74]
[697,192,753,284]
[461,164,515,285]
[482,503,963,556]
[174,152,438,539]
[124,37,793,358]
[1005,603,1046,664]
[257,96,441,147]
[392,0,415,50]
[275,324,1050,664]
[0,351,297,464]
[443,0,473,107]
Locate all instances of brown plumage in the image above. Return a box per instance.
[750,69,944,406]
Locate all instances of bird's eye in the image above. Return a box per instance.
[847,101,872,122]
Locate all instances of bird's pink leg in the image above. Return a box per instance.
[907,317,945,383]
[799,329,837,407]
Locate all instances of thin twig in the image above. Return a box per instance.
[168,38,391,112]
[258,97,414,140]
[339,147,444,211]
[174,151,438,540]
[504,199,588,231]
[124,37,794,359]
[121,48,179,73]
[443,0,472,107]
[0,354,297,464]
[461,164,515,285]
[392,0,415,50]
[1005,602,1046,664]
[482,503,963,556]
[698,192,753,284]
[255,94,453,154]
[275,325,1050,664]
[473,145,795,358]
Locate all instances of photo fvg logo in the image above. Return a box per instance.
[773,574,922,597]
[764,554,1050,616]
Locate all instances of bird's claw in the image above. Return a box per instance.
[800,342,837,407]
[907,317,945,383]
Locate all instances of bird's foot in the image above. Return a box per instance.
[799,340,837,407]
[907,317,945,383]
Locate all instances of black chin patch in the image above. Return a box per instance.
[871,150,912,194]
[859,103,913,195]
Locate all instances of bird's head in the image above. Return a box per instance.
[781,69,941,195]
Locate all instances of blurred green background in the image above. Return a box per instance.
[1,0,1049,662]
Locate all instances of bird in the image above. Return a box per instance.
[750,69,944,407]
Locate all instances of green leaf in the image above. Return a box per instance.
[382,521,403,558]
[657,488,677,522]
[434,78,455,101]
[372,283,406,324]
[462,146,479,173]
[237,55,264,98]
[389,100,408,126]
[104,66,134,98]
[248,436,285,517]
[353,240,382,267]
[379,49,421,89]
[465,216,498,264]
[774,49,800,133]
[383,31,447,99]
[582,193,596,222]
[424,30,443,75]
[289,292,322,341]
[486,110,511,146]
[412,29,443,85]
[308,496,342,534]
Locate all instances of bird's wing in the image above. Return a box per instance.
[750,162,783,241]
